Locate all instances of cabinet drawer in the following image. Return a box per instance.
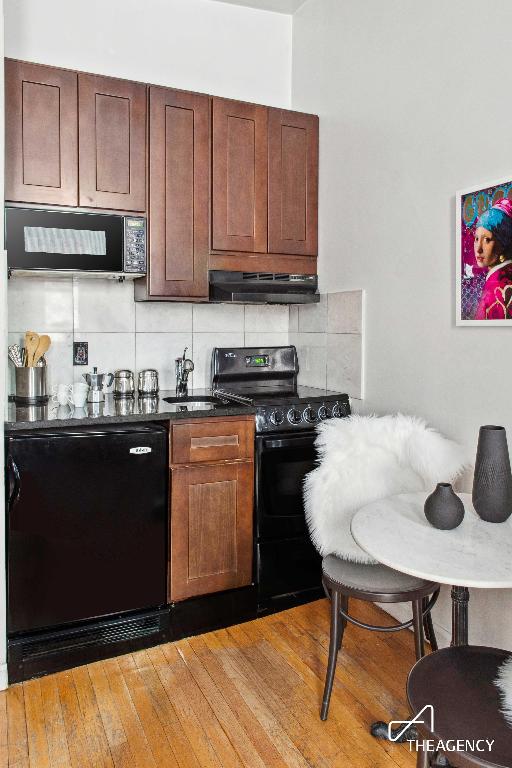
[170,417,254,465]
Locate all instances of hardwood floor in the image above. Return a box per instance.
[0,599,421,767]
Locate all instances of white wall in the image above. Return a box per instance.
[292,0,512,648]
[4,0,291,106]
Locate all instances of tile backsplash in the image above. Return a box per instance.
[7,278,363,399]
[7,278,289,394]
[289,290,364,399]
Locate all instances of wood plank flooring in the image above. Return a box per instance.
[0,599,421,767]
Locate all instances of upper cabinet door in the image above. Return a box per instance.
[212,98,268,253]
[78,74,146,211]
[268,109,318,256]
[148,87,209,297]
[5,59,78,206]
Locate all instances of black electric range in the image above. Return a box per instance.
[212,345,350,432]
[211,346,351,611]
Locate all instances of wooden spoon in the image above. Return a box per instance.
[33,334,51,367]
[24,331,39,367]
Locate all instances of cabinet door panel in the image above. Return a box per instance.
[268,109,318,256]
[170,461,253,601]
[212,98,267,253]
[149,87,209,297]
[5,59,78,205]
[188,479,237,580]
[79,74,146,211]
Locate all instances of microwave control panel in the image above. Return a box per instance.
[124,217,147,274]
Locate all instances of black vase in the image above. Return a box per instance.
[424,483,465,530]
[472,425,512,523]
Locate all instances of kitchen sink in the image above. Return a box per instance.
[162,395,229,407]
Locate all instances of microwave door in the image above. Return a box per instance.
[6,207,124,273]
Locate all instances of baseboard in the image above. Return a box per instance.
[378,602,451,648]
[0,663,8,690]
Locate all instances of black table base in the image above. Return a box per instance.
[450,586,469,646]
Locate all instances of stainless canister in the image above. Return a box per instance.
[138,369,159,396]
[113,369,135,398]
[15,367,48,404]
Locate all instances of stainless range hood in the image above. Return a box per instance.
[209,271,319,304]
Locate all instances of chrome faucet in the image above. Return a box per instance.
[175,347,194,397]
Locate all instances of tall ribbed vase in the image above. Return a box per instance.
[472,425,512,523]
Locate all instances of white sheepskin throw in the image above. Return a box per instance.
[304,414,468,563]
[495,657,512,727]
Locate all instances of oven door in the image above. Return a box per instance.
[255,430,318,541]
[6,207,124,273]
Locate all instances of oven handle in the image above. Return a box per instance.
[261,435,316,450]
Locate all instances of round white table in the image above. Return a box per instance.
[351,492,512,646]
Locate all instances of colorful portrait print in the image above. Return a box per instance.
[457,178,512,325]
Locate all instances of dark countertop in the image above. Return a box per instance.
[5,389,254,432]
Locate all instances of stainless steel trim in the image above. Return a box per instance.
[9,269,145,280]
[211,388,253,406]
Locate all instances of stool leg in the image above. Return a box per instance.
[321,588,341,720]
[422,596,438,652]
[338,594,348,649]
[412,599,425,660]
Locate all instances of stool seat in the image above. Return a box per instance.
[407,646,512,768]
[322,554,438,603]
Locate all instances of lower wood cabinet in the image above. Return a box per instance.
[169,459,254,602]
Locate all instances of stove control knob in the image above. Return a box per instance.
[270,409,284,426]
[287,407,303,425]
[303,405,317,423]
[318,404,331,420]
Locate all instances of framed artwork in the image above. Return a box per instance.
[456,176,512,325]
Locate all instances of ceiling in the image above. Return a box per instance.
[208,0,307,14]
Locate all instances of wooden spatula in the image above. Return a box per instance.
[25,331,40,367]
[33,334,51,366]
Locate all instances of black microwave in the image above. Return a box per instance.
[6,207,146,279]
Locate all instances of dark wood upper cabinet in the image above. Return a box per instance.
[78,74,146,211]
[5,59,78,206]
[5,58,319,293]
[212,97,268,254]
[146,86,209,298]
[268,109,318,256]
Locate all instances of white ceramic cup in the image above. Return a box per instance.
[69,382,89,408]
[52,383,72,406]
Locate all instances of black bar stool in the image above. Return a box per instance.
[408,646,512,767]
[321,554,440,720]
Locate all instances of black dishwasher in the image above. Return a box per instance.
[5,423,169,681]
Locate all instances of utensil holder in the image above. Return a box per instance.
[15,367,49,405]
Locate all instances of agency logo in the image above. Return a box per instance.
[388,705,434,742]
[389,705,495,754]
